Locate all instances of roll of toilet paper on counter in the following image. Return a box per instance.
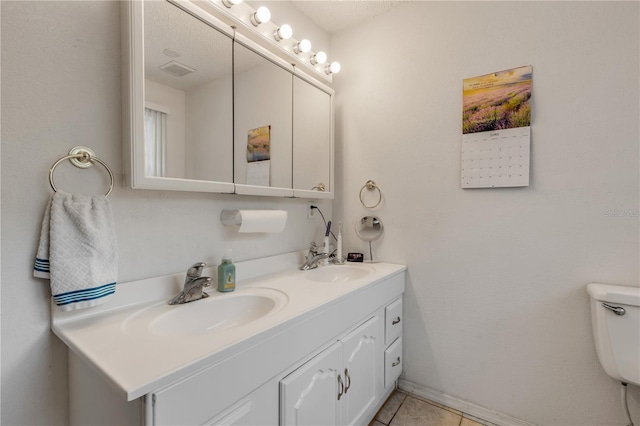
[220,210,288,233]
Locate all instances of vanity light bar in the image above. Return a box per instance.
[208,0,340,80]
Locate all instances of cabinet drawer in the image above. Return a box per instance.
[384,337,402,388]
[385,298,403,346]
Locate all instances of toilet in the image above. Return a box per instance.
[587,283,640,386]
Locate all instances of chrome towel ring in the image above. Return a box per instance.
[359,180,382,209]
[49,146,114,197]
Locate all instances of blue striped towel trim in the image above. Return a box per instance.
[53,282,116,306]
[34,258,50,272]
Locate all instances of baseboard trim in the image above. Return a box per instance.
[398,379,537,426]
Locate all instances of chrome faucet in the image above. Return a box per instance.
[300,242,329,270]
[168,262,213,305]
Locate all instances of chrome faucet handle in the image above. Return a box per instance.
[308,242,318,258]
[186,276,212,292]
[184,276,212,302]
[185,262,206,283]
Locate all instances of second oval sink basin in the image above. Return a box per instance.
[304,265,375,283]
[123,288,288,338]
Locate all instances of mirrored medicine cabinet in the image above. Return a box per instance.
[122,0,334,199]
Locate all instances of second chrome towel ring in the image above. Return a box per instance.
[49,146,114,197]
[359,180,382,209]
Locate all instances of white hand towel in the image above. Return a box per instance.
[34,191,118,311]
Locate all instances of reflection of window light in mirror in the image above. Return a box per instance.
[221,0,243,8]
[250,6,270,26]
[144,107,167,177]
[293,39,311,54]
[325,61,341,75]
[273,24,292,41]
[310,51,327,65]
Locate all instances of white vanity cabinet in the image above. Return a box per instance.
[280,315,381,426]
[59,257,405,426]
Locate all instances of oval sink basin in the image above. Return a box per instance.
[304,265,375,283]
[123,288,288,338]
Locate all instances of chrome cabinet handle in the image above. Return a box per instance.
[392,317,401,325]
[602,303,626,316]
[392,357,401,367]
[344,368,351,394]
[337,374,344,400]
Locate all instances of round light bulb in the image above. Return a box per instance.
[310,51,327,65]
[222,0,243,8]
[326,61,341,75]
[274,24,293,41]
[294,39,312,54]
[251,6,271,26]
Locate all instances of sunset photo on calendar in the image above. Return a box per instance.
[463,66,532,134]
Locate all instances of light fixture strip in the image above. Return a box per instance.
[204,0,338,81]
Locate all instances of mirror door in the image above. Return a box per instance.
[292,75,333,198]
[233,38,294,197]
[123,0,235,192]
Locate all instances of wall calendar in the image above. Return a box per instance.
[461,65,532,188]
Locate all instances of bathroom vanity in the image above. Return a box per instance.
[53,253,405,425]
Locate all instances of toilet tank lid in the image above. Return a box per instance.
[587,283,640,306]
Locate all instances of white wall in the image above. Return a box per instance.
[332,2,639,425]
[0,2,330,424]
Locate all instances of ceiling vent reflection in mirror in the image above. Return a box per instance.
[159,60,196,77]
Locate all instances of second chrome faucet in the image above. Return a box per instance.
[299,242,329,270]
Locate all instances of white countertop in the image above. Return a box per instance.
[52,252,406,401]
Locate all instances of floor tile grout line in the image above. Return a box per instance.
[386,393,405,426]
[377,390,492,426]
[407,391,464,417]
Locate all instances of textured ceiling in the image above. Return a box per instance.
[290,1,402,34]
[145,1,233,91]
[143,0,403,91]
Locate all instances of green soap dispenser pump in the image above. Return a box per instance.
[217,249,236,292]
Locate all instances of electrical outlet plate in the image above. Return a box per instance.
[307,202,316,219]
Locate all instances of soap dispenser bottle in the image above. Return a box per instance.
[217,249,236,292]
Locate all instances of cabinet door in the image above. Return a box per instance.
[280,342,343,426]
[292,75,333,199]
[341,316,380,426]
[234,39,294,197]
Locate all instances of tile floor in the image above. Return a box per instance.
[370,390,494,426]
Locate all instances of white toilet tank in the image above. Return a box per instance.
[587,283,640,386]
